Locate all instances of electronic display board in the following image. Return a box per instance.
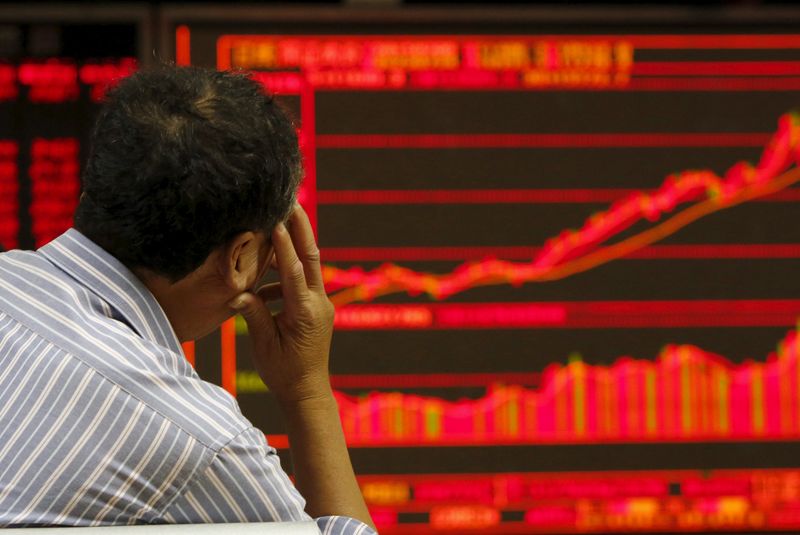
[0,8,142,250]
[168,7,800,534]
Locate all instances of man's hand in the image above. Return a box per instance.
[229,204,334,405]
[228,204,375,529]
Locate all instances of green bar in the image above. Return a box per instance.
[425,405,441,438]
[235,315,248,335]
[235,370,268,393]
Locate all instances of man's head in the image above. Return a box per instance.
[74,66,303,340]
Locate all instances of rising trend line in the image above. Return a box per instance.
[324,113,800,307]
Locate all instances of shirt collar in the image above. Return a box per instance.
[38,228,183,354]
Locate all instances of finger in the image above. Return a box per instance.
[272,222,309,308]
[228,291,278,346]
[287,204,325,291]
[256,282,282,302]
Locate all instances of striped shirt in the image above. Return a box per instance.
[0,229,375,535]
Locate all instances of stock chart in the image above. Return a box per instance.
[169,22,800,533]
[1,10,792,533]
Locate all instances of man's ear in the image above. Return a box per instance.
[219,231,266,293]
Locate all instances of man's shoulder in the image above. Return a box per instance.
[0,248,250,451]
[90,336,251,451]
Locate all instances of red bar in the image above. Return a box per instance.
[175,25,191,66]
[322,245,544,261]
[316,132,769,149]
[321,244,800,262]
[299,77,318,234]
[248,73,800,93]
[334,300,800,330]
[317,188,636,204]
[623,35,800,49]
[317,188,800,205]
[765,189,800,202]
[181,341,195,367]
[633,61,800,76]
[630,244,800,260]
[626,77,800,92]
[394,77,800,92]
[311,76,800,92]
[265,434,289,449]
[220,318,237,396]
[401,77,800,92]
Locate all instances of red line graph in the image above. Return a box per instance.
[316,132,769,150]
[322,113,800,306]
[321,244,800,262]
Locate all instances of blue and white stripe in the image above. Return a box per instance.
[0,229,375,534]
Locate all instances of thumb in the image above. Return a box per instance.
[228,292,278,347]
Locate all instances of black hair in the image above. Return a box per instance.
[74,65,302,281]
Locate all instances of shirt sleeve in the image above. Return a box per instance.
[160,426,377,535]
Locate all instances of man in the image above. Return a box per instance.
[0,66,376,534]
